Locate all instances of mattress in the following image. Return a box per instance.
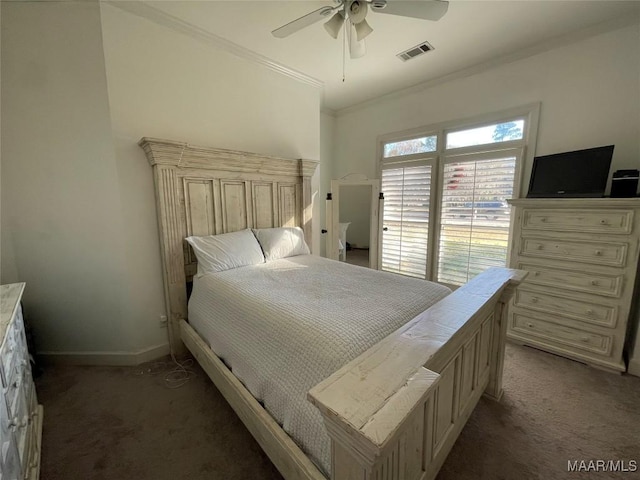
[188,255,450,476]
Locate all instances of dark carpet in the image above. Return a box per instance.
[36,343,640,480]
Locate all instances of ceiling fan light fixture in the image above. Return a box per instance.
[347,0,368,24]
[324,11,345,39]
[354,18,373,41]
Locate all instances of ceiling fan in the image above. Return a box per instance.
[271,0,449,59]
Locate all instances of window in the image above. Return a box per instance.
[437,154,516,285]
[383,135,437,158]
[446,119,524,149]
[379,106,536,286]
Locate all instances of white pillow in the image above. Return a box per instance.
[185,229,264,275]
[252,227,310,261]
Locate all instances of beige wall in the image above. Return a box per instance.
[99,3,321,357]
[0,0,20,284]
[1,0,321,360]
[1,0,135,353]
[333,23,640,185]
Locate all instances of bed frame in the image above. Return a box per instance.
[140,137,526,480]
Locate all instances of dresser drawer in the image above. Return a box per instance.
[522,209,633,234]
[514,288,617,328]
[0,380,11,450]
[0,325,17,385]
[4,364,21,418]
[2,437,23,480]
[22,363,33,410]
[511,311,613,356]
[12,310,27,352]
[10,387,29,468]
[520,237,628,267]
[519,263,623,298]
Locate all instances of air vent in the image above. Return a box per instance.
[397,41,434,62]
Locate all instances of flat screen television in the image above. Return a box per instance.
[527,145,614,198]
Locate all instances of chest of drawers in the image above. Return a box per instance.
[507,199,640,372]
[0,283,42,480]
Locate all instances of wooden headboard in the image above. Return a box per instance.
[139,137,318,354]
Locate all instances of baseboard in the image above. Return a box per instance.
[628,357,640,377]
[37,343,171,366]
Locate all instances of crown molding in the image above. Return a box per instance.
[105,1,324,90]
[335,13,640,116]
[320,107,337,117]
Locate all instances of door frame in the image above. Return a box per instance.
[326,174,381,269]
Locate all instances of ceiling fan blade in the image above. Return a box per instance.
[272,6,336,38]
[371,0,449,21]
[348,23,366,59]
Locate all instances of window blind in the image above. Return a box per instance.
[381,165,431,279]
[437,157,515,286]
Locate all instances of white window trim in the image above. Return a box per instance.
[376,103,540,284]
[377,102,540,188]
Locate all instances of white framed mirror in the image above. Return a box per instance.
[326,174,382,269]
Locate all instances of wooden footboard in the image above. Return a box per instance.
[308,268,526,480]
[181,319,326,480]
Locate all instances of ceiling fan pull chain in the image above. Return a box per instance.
[342,20,346,82]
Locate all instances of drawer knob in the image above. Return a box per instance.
[534,271,540,276]
[581,337,590,342]
[600,219,608,225]
[540,217,547,222]
[536,245,543,250]
[591,280,599,286]
[8,416,26,429]
[527,322,534,328]
[595,250,602,256]
[586,309,594,315]
[531,297,539,303]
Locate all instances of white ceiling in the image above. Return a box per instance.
[137,1,640,112]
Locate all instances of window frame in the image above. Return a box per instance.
[376,103,540,285]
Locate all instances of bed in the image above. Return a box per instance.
[139,137,526,480]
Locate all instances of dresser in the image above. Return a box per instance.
[507,199,640,373]
[0,284,43,480]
